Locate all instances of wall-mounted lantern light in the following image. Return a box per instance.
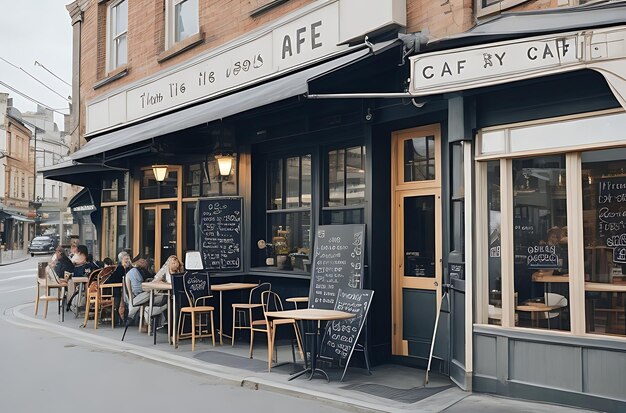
[152,165,169,182]
[214,154,234,177]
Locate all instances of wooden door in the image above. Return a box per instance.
[391,125,442,357]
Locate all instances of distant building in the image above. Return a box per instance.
[0,93,34,250]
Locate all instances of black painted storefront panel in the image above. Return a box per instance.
[403,288,436,359]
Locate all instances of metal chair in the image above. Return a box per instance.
[175,271,215,351]
[231,282,270,346]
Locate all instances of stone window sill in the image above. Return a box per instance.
[157,32,205,63]
[93,65,129,90]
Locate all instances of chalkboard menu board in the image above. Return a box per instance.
[197,197,242,271]
[320,287,373,361]
[308,224,365,309]
[597,177,626,242]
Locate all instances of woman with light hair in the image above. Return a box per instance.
[154,255,184,283]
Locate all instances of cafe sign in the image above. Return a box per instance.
[86,0,406,135]
[409,26,626,97]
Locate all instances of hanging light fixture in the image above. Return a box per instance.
[214,154,233,177]
[152,165,169,182]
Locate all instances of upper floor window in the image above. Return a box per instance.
[108,0,128,71]
[476,0,528,17]
[166,0,199,48]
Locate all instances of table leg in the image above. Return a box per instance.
[308,320,329,382]
[148,290,154,335]
[167,290,171,345]
[219,290,224,345]
[171,293,177,346]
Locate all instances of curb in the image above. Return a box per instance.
[6,303,404,413]
[0,257,29,266]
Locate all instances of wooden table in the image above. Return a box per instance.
[286,297,309,309]
[211,283,258,345]
[532,272,569,296]
[516,303,562,329]
[265,309,354,381]
[142,281,172,344]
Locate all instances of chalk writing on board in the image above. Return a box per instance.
[597,178,626,239]
[320,287,373,361]
[526,244,560,268]
[308,225,365,310]
[197,197,242,271]
[613,247,626,264]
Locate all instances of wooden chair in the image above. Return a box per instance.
[231,282,270,346]
[175,271,215,351]
[35,264,67,319]
[121,274,148,341]
[82,266,116,329]
[250,290,303,371]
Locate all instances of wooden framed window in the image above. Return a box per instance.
[107,0,128,71]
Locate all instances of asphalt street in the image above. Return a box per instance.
[0,257,356,413]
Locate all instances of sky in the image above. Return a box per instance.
[0,0,72,131]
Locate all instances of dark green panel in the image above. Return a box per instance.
[403,288,436,358]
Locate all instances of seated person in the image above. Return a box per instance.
[105,251,132,325]
[127,258,167,308]
[153,255,184,283]
[103,257,114,266]
[53,247,74,280]
[73,245,98,278]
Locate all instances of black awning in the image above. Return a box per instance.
[428,1,626,50]
[67,188,95,211]
[40,160,126,187]
[70,48,372,162]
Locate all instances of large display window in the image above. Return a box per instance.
[477,110,626,338]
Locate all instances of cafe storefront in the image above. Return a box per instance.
[400,5,626,411]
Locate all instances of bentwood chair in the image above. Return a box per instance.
[175,271,215,351]
[121,274,148,341]
[36,265,67,320]
[250,290,303,371]
[231,282,270,346]
[82,266,116,329]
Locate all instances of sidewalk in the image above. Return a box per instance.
[12,302,595,413]
[0,250,30,266]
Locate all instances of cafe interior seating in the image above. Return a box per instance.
[175,271,215,351]
[251,290,303,371]
[231,282,270,347]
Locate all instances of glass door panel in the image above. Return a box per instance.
[141,206,156,272]
[159,203,177,268]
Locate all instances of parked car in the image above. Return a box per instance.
[28,236,58,256]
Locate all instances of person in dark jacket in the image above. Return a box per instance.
[53,247,74,279]
[73,245,98,278]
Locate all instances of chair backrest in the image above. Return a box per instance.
[97,265,117,286]
[45,265,62,285]
[123,275,140,320]
[261,290,284,314]
[249,282,271,305]
[38,261,48,280]
[182,271,211,307]
[545,292,568,307]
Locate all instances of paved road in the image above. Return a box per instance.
[0,257,356,413]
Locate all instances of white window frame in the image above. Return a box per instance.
[165,0,199,50]
[106,0,128,72]
[476,109,626,341]
[476,0,530,18]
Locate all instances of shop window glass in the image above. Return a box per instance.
[183,202,196,252]
[486,161,502,325]
[267,211,311,272]
[140,169,178,199]
[582,148,626,337]
[264,153,312,272]
[323,209,364,225]
[117,206,127,252]
[327,146,365,206]
[512,155,570,331]
[183,159,237,198]
[404,136,435,182]
[102,176,127,202]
